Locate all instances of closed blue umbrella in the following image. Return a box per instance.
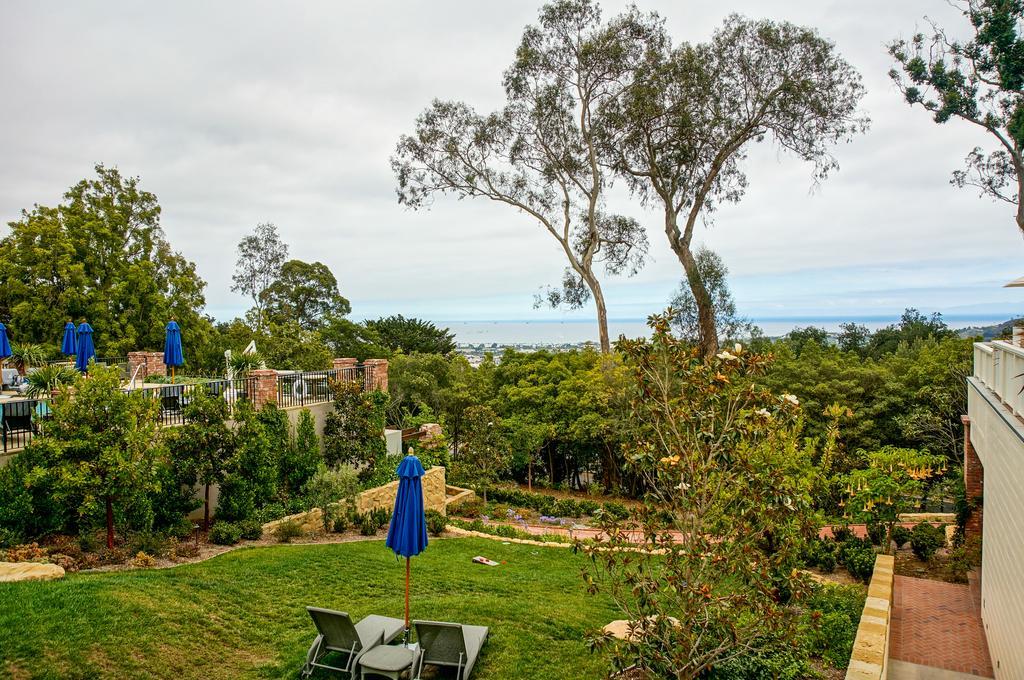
[0,323,11,362]
[163,320,184,382]
[385,453,429,638]
[75,322,95,372]
[61,322,77,356]
[0,323,11,383]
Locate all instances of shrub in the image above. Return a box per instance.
[356,508,391,536]
[0,527,23,549]
[601,501,630,521]
[866,522,886,547]
[332,512,351,534]
[165,516,196,542]
[273,519,305,543]
[302,464,359,533]
[842,543,877,584]
[128,532,169,558]
[209,522,242,546]
[169,540,200,560]
[253,502,288,525]
[910,522,945,562]
[238,519,264,541]
[831,525,853,543]
[802,584,864,669]
[425,509,447,536]
[133,551,157,568]
[495,524,519,538]
[891,525,911,549]
[817,551,837,574]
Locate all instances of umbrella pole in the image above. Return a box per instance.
[405,556,411,634]
[171,366,175,384]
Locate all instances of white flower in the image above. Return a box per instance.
[734,343,743,354]
[755,408,771,418]
[782,394,799,406]
[716,351,737,361]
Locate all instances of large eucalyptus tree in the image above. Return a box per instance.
[600,15,868,358]
[392,0,648,353]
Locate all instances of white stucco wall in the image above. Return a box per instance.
[967,378,1024,679]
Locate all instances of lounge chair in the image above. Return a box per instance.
[412,620,489,680]
[301,607,405,679]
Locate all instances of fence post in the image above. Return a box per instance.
[363,359,389,392]
[250,369,279,410]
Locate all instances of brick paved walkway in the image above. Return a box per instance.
[890,575,994,677]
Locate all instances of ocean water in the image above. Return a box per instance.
[443,316,1008,345]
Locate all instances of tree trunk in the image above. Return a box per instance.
[527,459,533,492]
[204,484,211,531]
[105,495,115,550]
[665,208,718,358]
[591,278,611,354]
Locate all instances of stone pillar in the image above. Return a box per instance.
[962,415,984,543]
[250,369,279,410]
[127,351,166,382]
[363,358,389,392]
[418,423,443,443]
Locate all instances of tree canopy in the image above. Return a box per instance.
[365,315,456,356]
[0,165,211,357]
[890,0,1024,236]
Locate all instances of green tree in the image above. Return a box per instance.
[393,0,650,353]
[174,388,235,530]
[601,13,868,358]
[217,402,278,521]
[320,316,390,362]
[837,322,871,355]
[231,222,288,331]
[454,405,510,502]
[365,315,456,356]
[0,165,211,356]
[263,259,351,331]
[866,308,956,358]
[280,409,323,496]
[890,0,1024,235]
[323,380,389,484]
[786,326,832,356]
[584,313,817,678]
[30,365,164,548]
[844,446,946,552]
[302,464,359,533]
[667,247,752,344]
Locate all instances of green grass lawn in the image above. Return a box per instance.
[0,538,617,680]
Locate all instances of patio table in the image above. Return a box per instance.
[359,644,418,680]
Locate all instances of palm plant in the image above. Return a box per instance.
[228,352,265,377]
[9,343,49,375]
[25,364,79,397]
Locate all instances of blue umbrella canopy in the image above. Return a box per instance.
[75,322,95,372]
[163,321,184,368]
[386,454,429,558]
[0,323,11,360]
[385,454,428,635]
[61,322,77,356]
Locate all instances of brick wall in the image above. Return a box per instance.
[250,369,279,410]
[127,351,166,381]
[363,358,389,392]
[961,415,983,543]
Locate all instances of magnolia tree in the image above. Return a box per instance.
[582,313,818,679]
[843,446,946,552]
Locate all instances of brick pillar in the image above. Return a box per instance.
[418,423,442,443]
[250,369,279,410]
[962,415,983,543]
[363,358,389,392]
[127,351,166,382]
[332,357,358,370]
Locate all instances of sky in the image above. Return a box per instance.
[1,0,1022,326]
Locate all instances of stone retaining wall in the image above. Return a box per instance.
[845,554,895,680]
[261,465,450,537]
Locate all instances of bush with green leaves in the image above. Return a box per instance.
[891,525,911,549]
[425,509,447,536]
[800,583,864,669]
[839,540,877,583]
[273,519,305,543]
[355,508,391,536]
[301,464,359,533]
[209,522,242,546]
[323,379,389,484]
[238,519,264,541]
[910,522,945,562]
[216,402,279,522]
[279,409,322,497]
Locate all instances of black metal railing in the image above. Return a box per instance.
[277,366,367,408]
[1,398,51,453]
[128,377,258,427]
